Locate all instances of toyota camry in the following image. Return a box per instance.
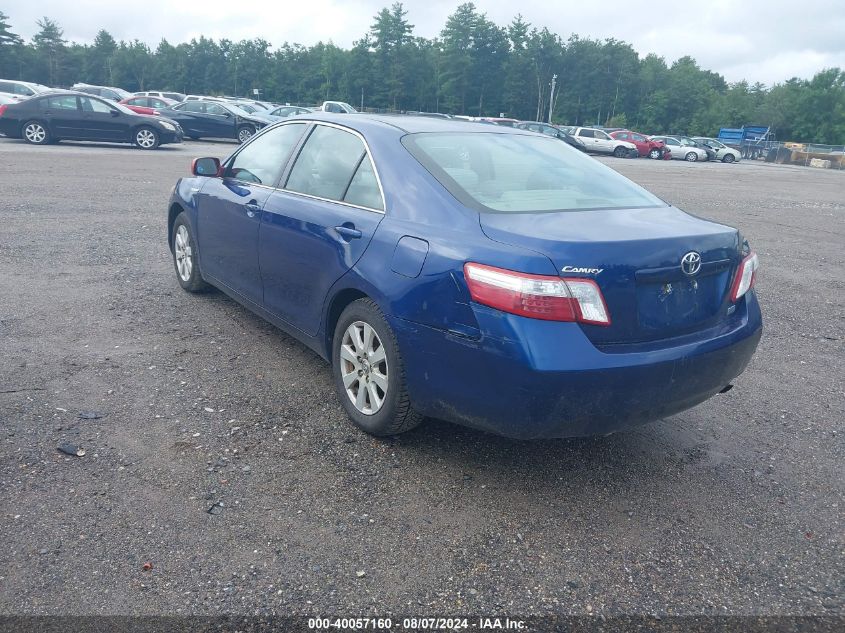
[167,114,762,439]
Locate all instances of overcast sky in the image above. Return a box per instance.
[5,0,844,86]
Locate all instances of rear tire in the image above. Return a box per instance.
[171,213,209,293]
[22,120,50,145]
[613,145,628,158]
[685,151,699,162]
[332,299,423,436]
[134,126,160,150]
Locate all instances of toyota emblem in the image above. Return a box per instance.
[681,251,702,276]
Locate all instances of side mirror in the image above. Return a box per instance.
[191,157,221,177]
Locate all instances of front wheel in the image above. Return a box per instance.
[332,299,423,436]
[171,213,209,293]
[685,151,699,162]
[237,125,255,144]
[135,126,160,150]
[22,120,50,145]
[613,145,628,158]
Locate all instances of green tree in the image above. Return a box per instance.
[0,11,23,77]
[32,17,66,85]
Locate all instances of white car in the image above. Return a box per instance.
[573,127,637,157]
[321,101,358,114]
[693,137,742,163]
[650,136,709,162]
[0,79,53,101]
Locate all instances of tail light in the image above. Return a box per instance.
[0,105,6,117]
[463,263,611,325]
[730,252,759,302]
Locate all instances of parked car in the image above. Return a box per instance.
[268,105,313,119]
[0,91,182,149]
[71,83,133,102]
[0,79,54,101]
[673,135,717,161]
[479,117,520,127]
[573,126,638,157]
[650,136,709,162]
[135,90,186,102]
[516,121,586,152]
[321,101,358,113]
[158,99,272,143]
[119,96,176,116]
[167,113,762,439]
[609,130,670,159]
[693,137,742,163]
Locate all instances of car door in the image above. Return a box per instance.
[40,95,84,138]
[259,123,385,335]
[204,103,237,138]
[196,123,308,306]
[593,129,615,153]
[167,101,204,136]
[576,128,600,151]
[78,96,130,141]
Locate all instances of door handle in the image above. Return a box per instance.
[335,225,362,240]
[245,201,261,218]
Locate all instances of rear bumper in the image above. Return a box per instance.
[392,293,762,439]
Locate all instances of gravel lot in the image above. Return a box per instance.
[0,138,842,621]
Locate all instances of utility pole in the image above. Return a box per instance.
[548,74,557,124]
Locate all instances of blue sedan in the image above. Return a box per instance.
[167,114,762,439]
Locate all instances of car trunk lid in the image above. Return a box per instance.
[479,206,742,344]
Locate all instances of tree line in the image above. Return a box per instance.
[1,3,844,144]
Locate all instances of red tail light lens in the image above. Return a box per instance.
[463,263,611,325]
[730,252,759,302]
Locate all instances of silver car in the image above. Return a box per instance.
[650,136,709,162]
[693,137,742,163]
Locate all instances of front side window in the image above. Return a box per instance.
[81,97,114,114]
[403,132,665,213]
[286,125,380,208]
[226,123,307,186]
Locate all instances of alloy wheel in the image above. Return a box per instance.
[24,123,46,144]
[174,225,193,282]
[136,129,157,149]
[339,320,389,415]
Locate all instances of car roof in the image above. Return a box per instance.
[294,112,531,136]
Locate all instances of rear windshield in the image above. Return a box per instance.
[402,132,665,213]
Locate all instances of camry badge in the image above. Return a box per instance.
[561,266,604,275]
[681,251,702,276]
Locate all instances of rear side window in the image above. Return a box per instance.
[286,125,382,210]
[403,132,665,213]
[45,96,78,110]
[343,157,383,210]
[226,123,306,186]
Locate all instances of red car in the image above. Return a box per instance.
[118,96,177,116]
[609,130,670,159]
